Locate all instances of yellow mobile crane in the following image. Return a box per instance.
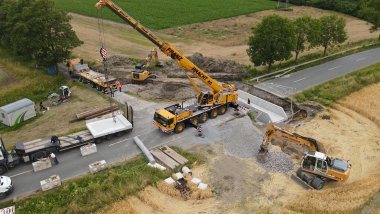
[96,0,238,133]
[259,124,351,190]
[131,47,163,83]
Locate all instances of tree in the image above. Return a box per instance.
[359,0,380,40]
[247,15,295,71]
[318,15,347,56]
[0,0,82,67]
[293,16,320,62]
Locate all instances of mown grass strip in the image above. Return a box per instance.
[54,0,276,29]
[0,150,199,213]
[294,62,380,106]
[0,48,65,107]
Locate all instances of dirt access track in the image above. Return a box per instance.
[98,86,380,213]
[71,6,378,65]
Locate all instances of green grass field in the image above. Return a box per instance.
[54,0,276,29]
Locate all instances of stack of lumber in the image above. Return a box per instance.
[150,145,188,170]
[75,106,119,121]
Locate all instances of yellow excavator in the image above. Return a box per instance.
[259,124,351,190]
[96,0,238,133]
[131,48,163,83]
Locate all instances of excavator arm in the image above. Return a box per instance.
[259,124,321,155]
[95,0,224,94]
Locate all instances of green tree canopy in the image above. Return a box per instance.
[318,15,347,56]
[0,0,82,67]
[247,14,295,71]
[359,0,380,40]
[293,16,320,62]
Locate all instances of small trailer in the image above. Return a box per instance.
[0,111,133,174]
[0,98,36,127]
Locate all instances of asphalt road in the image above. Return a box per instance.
[1,92,238,202]
[256,47,380,98]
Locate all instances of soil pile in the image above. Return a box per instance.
[96,53,248,101]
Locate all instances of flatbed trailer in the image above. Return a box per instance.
[77,69,118,92]
[14,114,132,162]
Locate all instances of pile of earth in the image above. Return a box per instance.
[95,53,249,100]
[96,53,249,83]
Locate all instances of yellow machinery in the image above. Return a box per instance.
[259,124,351,190]
[131,48,163,83]
[96,0,238,133]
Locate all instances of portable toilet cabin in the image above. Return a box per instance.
[0,98,36,126]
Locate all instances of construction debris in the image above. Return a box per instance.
[157,166,212,201]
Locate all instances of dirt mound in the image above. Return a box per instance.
[188,53,246,74]
[106,55,136,67]
[95,53,248,101]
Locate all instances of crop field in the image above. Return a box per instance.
[53,0,276,29]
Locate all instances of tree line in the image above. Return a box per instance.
[247,14,347,71]
[287,0,379,40]
[0,0,82,68]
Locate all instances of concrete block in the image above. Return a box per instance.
[32,158,52,172]
[89,160,107,174]
[80,143,97,156]
[40,175,61,191]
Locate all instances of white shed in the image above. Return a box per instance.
[0,98,36,127]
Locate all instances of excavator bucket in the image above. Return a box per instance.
[257,144,269,162]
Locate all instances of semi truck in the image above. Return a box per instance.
[0,107,133,175]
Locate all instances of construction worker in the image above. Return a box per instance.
[197,125,203,137]
[110,87,115,97]
[116,81,122,92]
[51,136,61,147]
[49,152,59,165]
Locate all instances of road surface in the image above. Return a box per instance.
[1,92,243,202]
[256,47,380,98]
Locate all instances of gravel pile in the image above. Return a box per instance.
[218,116,294,173]
[258,151,294,173]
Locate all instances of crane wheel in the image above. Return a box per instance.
[199,113,208,123]
[218,106,227,115]
[0,165,7,175]
[311,177,325,190]
[174,123,185,133]
[210,109,218,119]
[191,117,199,126]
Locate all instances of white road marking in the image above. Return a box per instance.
[9,170,33,178]
[356,57,366,62]
[108,136,139,147]
[293,77,306,83]
[328,65,341,71]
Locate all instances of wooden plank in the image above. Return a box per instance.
[159,146,188,165]
[150,149,179,170]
